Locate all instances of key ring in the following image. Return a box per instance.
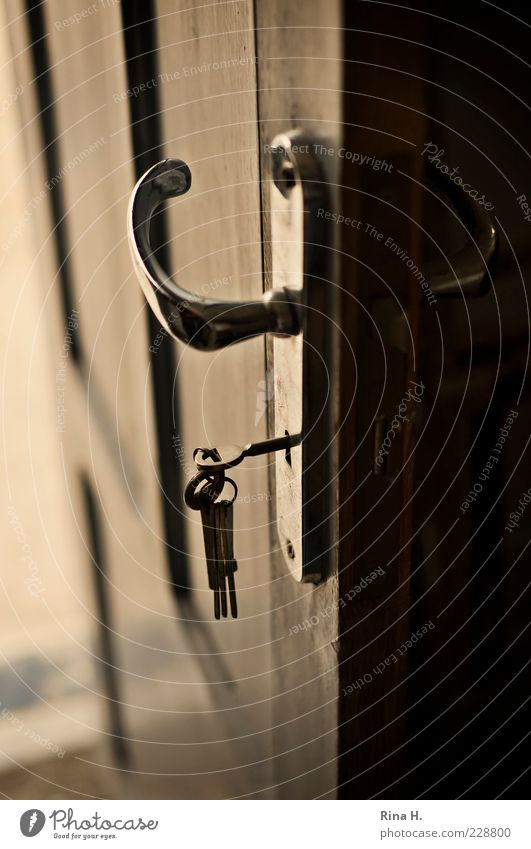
[202,476,238,507]
[184,470,225,511]
[184,470,238,511]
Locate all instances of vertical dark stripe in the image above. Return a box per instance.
[25,0,81,364]
[81,475,129,766]
[120,2,189,595]
[252,4,267,292]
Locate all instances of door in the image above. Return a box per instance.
[7,0,525,801]
[8,0,346,799]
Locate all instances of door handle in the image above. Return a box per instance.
[128,158,299,350]
[128,133,339,584]
[424,163,497,298]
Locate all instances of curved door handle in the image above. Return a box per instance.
[128,159,299,350]
[128,134,337,584]
[425,163,497,298]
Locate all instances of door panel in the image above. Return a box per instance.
[154,0,273,793]
[255,0,344,799]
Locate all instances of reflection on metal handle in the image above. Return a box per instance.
[426,163,498,298]
[128,159,299,350]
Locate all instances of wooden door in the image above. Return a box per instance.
[7,0,279,799]
[6,0,429,799]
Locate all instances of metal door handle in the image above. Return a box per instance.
[128,134,338,584]
[425,163,497,298]
[128,159,299,350]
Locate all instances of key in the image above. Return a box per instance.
[194,432,301,472]
[212,500,228,619]
[185,470,238,619]
[199,483,223,619]
[222,498,238,618]
[221,499,238,619]
[208,486,239,619]
[199,490,220,619]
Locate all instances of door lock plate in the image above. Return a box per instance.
[269,132,339,583]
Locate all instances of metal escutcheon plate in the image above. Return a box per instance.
[269,131,339,583]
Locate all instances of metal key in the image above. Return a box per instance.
[212,500,228,618]
[199,489,221,619]
[222,498,238,618]
[212,496,239,618]
[210,489,239,619]
[194,432,301,472]
[184,470,238,619]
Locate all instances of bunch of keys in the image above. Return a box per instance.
[185,434,300,620]
[184,470,238,619]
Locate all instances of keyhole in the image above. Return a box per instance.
[285,430,292,467]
